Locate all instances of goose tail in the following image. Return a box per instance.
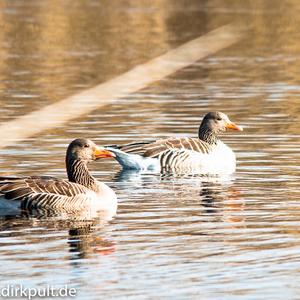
[105,147,159,171]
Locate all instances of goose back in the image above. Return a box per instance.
[116,137,214,158]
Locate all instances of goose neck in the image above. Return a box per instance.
[66,159,97,191]
[198,126,218,145]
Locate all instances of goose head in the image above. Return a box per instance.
[66,139,115,164]
[200,112,243,135]
[198,112,243,144]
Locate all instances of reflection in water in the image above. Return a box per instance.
[114,168,235,183]
[200,182,223,212]
[0,213,116,264]
[200,182,245,224]
[114,169,245,227]
[68,226,115,260]
[22,206,116,223]
[0,196,117,222]
[113,169,162,183]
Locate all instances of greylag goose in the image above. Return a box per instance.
[0,139,117,212]
[106,112,243,174]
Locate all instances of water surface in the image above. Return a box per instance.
[0,1,300,299]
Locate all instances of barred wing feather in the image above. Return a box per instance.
[0,176,92,209]
[118,137,213,158]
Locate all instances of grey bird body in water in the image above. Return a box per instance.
[0,139,117,216]
[106,112,243,175]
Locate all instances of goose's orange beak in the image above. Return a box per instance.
[225,122,243,131]
[94,147,116,159]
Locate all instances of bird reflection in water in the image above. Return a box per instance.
[68,226,115,259]
[114,169,245,227]
[25,208,117,259]
[112,169,161,183]
[0,206,116,263]
[200,181,245,225]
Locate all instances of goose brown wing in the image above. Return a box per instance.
[110,141,156,155]
[0,176,90,202]
[118,137,212,158]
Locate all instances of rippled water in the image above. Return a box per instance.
[1,1,300,299]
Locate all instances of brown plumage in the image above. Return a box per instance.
[0,139,116,211]
[117,137,212,157]
[106,112,243,173]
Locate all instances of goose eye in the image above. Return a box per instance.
[216,117,222,121]
[84,144,89,148]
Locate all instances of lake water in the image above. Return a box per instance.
[0,1,300,299]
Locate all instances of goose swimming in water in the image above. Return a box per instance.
[0,139,117,213]
[106,112,243,174]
